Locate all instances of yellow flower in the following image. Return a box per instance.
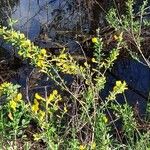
[19,33,25,39]
[113,81,128,93]
[103,116,108,123]
[48,90,58,102]
[59,54,67,59]
[32,104,39,114]
[38,110,45,121]
[114,35,118,40]
[12,31,19,38]
[21,39,31,47]
[91,142,96,149]
[116,81,121,86]
[70,65,77,71]
[32,99,39,114]
[47,90,62,104]
[107,80,128,101]
[35,93,45,101]
[18,50,23,56]
[15,93,22,102]
[92,37,98,43]
[37,59,45,68]
[33,133,41,141]
[9,100,17,111]
[79,145,86,150]
[64,105,67,113]
[91,58,97,63]
[41,49,47,55]
[53,90,58,95]
[48,93,55,102]
[0,82,11,89]
[118,32,123,41]
[25,39,31,46]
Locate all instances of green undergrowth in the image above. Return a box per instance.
[0,0,150,149]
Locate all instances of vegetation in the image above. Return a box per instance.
[0,0,149,149]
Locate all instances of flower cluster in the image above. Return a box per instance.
[107,81,128,100]
[0,82,22,110]
[31,95,45,122]
[31,90,62,122]
[55,52,80,75]
[0,82,28,121]
[9,93,22,111]
[0,26,83,76]
[0,26,49,71]
[0,82,20,99]
[32,99,40,114]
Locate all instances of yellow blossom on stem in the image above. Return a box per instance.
[48,93,55,102]
[26,53,32,58]
[9,100,17,111]
[15,93,22,102]
[33,133,41,141]
[37,59,46,68]
[41,49,47,55]
[32,99,39,114]
[103,116,108,123]
[79,145,86,150]
[107,80,128,101]
[92,37,99,44]
[91,58,97,63]
[47,90,62,104]
[64,105,67,113]
[19,33,25,39]
[84,62,88,67]
[48,90,57,102]
[53,90,58,95]
[35,93,45,101]
[38,110,45,121]
[113,80,128,94]
[91,142,96,149]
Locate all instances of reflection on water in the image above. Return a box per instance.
[12,0,54,39]
[10,0,94,40]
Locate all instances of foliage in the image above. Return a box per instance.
[0,82,30,149]
[0,0,149,149]
[106,0,150,68]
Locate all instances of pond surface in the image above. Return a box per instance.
[102,58,150,115]
[12,0,58,40]
[0,0,150,114]
[11,0,92,41]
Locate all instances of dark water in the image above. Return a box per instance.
[0,0,149,111]
[114,59,150,114]
[10,0,93,41]
[12,0,55,40]
[101,58,150,115]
